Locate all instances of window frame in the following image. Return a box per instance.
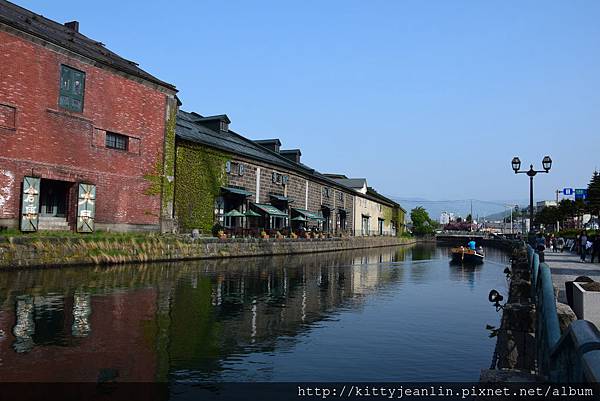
[59,64,86,113]
[105,131,129,151]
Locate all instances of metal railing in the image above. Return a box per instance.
[527,244,600,382]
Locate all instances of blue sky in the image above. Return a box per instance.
[17,0,600,204]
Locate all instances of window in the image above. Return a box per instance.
[59,65,85,112]
[106,132,128,151]
[220,120,229,131]
[214,197,225,225]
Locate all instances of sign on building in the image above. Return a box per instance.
[563,188,574,196]
[77,183,96,233]
[20,176,40,232]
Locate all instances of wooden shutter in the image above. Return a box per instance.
[20,176,40,232]
[59,65,85,112]
[76,183,96,233]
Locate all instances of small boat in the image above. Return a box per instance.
[450,246,484,264]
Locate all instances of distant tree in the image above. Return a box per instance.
[587,170,600,217]
[410,206,435,236]
[535,206,559,227]
[456,217,463,223]
[466,214,473,222]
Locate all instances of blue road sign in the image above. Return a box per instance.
[575,188,588,200]
[563,188,574,196]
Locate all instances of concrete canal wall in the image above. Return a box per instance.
[0,235,416,269]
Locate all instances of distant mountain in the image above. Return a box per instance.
[392,197,527,222]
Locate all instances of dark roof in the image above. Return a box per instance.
[0,0,175,91]
[176,110,404,210]
[176,110,352,192]
[330,178,367,189]
[254,139,282,146]
[280,149,302,155]
[191,113,231,124]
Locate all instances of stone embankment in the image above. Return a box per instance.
[480,243,576,382]
[0,235,416,269]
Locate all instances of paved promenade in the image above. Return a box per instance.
[544,251,600,303]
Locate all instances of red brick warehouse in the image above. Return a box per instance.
[0,0,178,232]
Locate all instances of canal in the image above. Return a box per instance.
[0,244,509,384]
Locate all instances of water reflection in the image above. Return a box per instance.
[0,244,509,384]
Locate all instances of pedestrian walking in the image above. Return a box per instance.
[557,237,565,253]
[580,231,588,262]
[592,235,600,263]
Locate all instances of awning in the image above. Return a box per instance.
[252,203,288,217]
[244,209,261,217]
[291,216,307,222]
[221,186,253,197]
[293,208,325,221]
[224,209,245,217]
[270,194,294,203]
[337,208,347,214]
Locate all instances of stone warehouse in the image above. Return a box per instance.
[0,0,178,232]
[0,0,405,236]
[174,111,405,237]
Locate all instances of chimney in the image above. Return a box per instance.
[280,149,301,163]
[254,139,282,153]
[64,21,79,32]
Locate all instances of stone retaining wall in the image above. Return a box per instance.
[0,235,416,269]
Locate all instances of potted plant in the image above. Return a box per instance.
[573,280,600,327]
[260,230,269,239]
[290,232,298,239]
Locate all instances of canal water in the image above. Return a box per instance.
[0,244,509,384]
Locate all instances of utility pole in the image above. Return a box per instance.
[555,189,561,232]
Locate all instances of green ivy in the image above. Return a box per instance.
[143,103,177,215]
[174,142,229,233]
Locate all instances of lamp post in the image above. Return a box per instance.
[511,156,552,233]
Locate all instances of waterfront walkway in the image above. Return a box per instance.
[544,251,600,303]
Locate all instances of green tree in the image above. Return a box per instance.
[466,214,472,222]
[587,170,600,217]
[410,206,436,236]
[535,206,559,228]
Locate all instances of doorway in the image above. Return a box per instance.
[39,179,71,217]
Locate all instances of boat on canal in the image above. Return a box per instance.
[450,246,484,264]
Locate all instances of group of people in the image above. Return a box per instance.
[576,231,600,263]
[536,231,600,263]
[535,233,565,254]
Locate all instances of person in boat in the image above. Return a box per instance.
[477,245,484,255]
[467,238,476,250]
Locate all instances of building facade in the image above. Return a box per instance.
[0,1,178,232]
[174,111,404,237]
[174,111,357,236]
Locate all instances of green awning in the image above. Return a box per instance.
[291,216,307,222]
[224,209,245,217]
[221,186,253,197]
[252,203,288,217]
[270,194,294,203]
[293,208,325,221]
[244,209,261,217]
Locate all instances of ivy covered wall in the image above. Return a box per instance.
[174,141,230,233]
[143,97,178,230]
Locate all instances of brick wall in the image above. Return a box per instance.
[0,28,173,230]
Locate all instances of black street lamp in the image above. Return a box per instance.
[511,156,552,232]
